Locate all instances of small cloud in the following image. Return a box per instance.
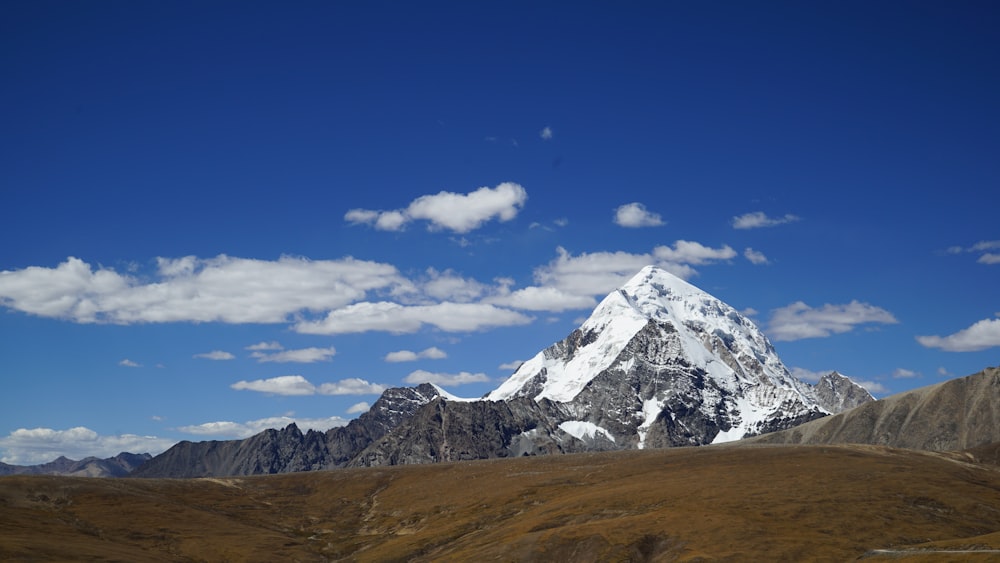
[892,368,919,379]
[245,341,284,351]
[119,359,141,368]
[384,347,448,363]
[194,350,235,361]
[732,211,800,229]
[855,380,889,395]
[979,253,1000,265]
[150,415,165,422]
[540,126,553,140]
[317,378,388,395]
[345,182,528,234]
[499,360,524,371]
[346,402,370,415]
[231,375,317,396]
[789,367,830,383]
[768,300,898,342]
[944,240,1000,265]
[937,367,954,377]
[403,369,489,386]
[743,248,769,265]
[614,202,665,228]
[251,346,336,363]
[741,307,759,317]
[917,316,1000,352]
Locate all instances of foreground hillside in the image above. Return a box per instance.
[5,444,1000,561]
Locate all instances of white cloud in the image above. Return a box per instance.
[892,368,919,378]
[744,248,769,265]
[403,369,490,386]
[499,360,524,371]
[316,378,388,395]
[540,126,553,140]
[768,300,898,341]
[231,375,317,396]
[194,350,235,361]
[0,426,176,465]
[384,347,448,363]
[346,402,370,415]
[294,301,533,335]
[421,268,488,302]
[789,367,830,383]
[0,255,408,324]
[653,241,736,265]
[732,211,800,229]
[246,341,284,351]
[230,375,388,396]
[251,346,336,363]
[614,202,665,228]
[119,359,141,367]
[485,286,597,312]
[177,415,348,439]
[978,253,1000,265]
[344,182,528,234]
[917,316,1000,352]
[855,380,889,395]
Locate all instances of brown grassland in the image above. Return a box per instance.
[4,444,1000,562]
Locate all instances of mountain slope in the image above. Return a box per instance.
[746,366,1000,450]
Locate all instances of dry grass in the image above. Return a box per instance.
[4,444,1000,561]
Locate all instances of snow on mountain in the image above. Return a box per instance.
[487,265,867,445]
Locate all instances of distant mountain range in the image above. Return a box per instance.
[135,266,874,478]
[0,452,151,478]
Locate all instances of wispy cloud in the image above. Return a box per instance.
[499,360,524,371]
[384,347,448,363]
[230,375,387,396]
[947,240,1000,265]
[0,426,175,465]
[916,315,1000,352]
[346,402,370,415]
[119,359,141,367]
[743,248,769,265]
[613,202,665,228]
[540,126,553,140]
[768,301,898,341]
[403,369,489,386]
[344,182,527,234]
[732,211,800,229]
[251,346,336,363]
[892,368,919,378]
[193,350,235,361]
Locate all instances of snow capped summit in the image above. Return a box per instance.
[487,266,869,446]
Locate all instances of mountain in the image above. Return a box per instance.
[133,383,442,477]
[135,266,873,476]
[346,266,873,465]
[0,452,151,478]
[486,265,869,445]
[745,365,1000,451]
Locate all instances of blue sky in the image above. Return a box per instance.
[2,1,998,464]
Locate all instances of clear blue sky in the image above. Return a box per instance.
[2,1,998,464]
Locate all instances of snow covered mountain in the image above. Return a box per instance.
[487,265,871,447]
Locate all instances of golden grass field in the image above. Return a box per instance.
[4,444,1000,562]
